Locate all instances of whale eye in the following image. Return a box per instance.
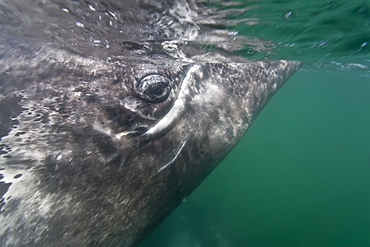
[137,74,171,103]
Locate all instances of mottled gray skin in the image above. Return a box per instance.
[0,33,300,246]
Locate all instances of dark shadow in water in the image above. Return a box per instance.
[139,198,232,247]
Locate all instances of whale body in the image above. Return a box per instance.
[0,0,300,246]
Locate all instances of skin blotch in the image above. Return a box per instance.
[0,96,26,141]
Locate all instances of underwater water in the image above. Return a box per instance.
[139,0,370,246]
[140,69,370,247]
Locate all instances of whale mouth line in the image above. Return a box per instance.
[157,136,188,173]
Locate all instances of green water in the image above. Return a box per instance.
[211,0,370,64]
[230,0,370,63]
[140,69,370,246]
[139,0,370,246]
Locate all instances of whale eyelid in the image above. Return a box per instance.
[138,74,170,89]
[136,72,167,82]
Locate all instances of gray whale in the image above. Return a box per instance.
[0,33,299,246]
[0,0,301,246]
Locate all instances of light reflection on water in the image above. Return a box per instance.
[1,0,368,73]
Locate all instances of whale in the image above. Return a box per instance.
[0,33,300,247]
[0,0,301,246]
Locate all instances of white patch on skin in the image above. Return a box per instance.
[73,91,82,98]
[91,116,114,137]
[114,130,137,139]
[56,154,63,160]
[192,82,221,104]
[157,136,188,173]
[0,130,47,166]
[0,169,79,245]
[120,98,140,111]
[120,99,157,121]
[0,169,28,184]
[145,64,201,136]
